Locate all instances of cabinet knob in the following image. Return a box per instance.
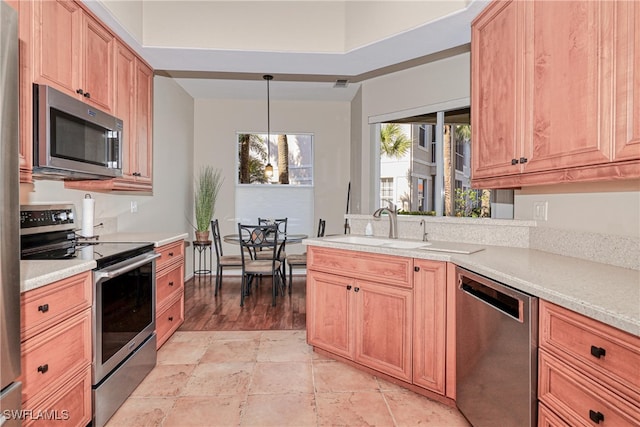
[414,266,420,272]
[589,410,604,424]
[590,345,606,359]
[83,92,91,99]
[169,281,174,286]
[168,316,174,321]
[76,88,84,95]
[168,252,174,257]
[38,304,49,313]
[37,364,49,374]
[354,287,360,292]
[346,285,352,290]
[511,158,519,165]
[519,157,528,164]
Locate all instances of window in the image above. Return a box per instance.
[376,107,508,218]
[380,178,393,207]
[235,132,315,236]
[237,133,313,185]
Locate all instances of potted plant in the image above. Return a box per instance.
[193,166,223,242]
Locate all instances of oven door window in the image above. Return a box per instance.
[100,263,154,363]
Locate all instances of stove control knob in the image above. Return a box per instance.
[67,211,74,220]
[54,211,68,222]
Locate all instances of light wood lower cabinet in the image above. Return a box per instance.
[155,240,185,348]
[538,300,640,426]
[307,246,449,395]
[20,271,92,427]
[412,259,447,395]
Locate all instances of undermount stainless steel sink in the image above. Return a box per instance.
[323,235,431,249]
[322,235,485,254]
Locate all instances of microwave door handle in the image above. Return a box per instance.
[95,252,160,280]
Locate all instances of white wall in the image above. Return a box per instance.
[514,181,640,237]
[192,97,351,246]
[20,76,196,271]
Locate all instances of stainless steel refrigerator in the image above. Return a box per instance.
[0,1,21,426]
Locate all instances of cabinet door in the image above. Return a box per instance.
[354,279,412,382]
[412,260,446,394]
[114,41,136,179]
[306,270,354,359]
[613,1,640,161]
[81,14,114,112]
[32,0,81,96]
[471,0,523,180]
[134,60,153,183]
[522,0,613,173]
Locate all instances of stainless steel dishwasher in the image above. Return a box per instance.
[455,267,538,427]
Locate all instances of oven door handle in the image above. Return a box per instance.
[95,252,161,280]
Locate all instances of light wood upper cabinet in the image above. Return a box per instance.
[471,0,523,180]
[113,42,153,187]
[471,0,640,188]
[613,1,640,161]
[32,0,114,113]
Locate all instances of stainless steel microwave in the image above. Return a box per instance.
[33,84,123,179]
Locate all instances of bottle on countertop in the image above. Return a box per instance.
[365,222,373,236]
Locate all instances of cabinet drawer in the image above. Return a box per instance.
[21,272,92,341]
[156,262,184,307]
[539,350,640,427]
[539,300,640,404]
[308,246,413,288]
[155,240,184,271]
[156,293,184,349]
[21,309,91,403]
[538,402,570,427]
[24,366,92,427]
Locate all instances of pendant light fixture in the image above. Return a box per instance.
[264,75,274,179]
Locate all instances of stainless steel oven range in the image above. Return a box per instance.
[20,204,159,427]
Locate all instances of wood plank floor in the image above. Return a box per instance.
[179,274,307,331]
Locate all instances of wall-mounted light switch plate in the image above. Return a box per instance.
[533,201,548,221]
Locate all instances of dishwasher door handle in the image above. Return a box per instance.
[459,278,525,323]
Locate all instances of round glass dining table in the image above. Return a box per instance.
[223,233,308,244]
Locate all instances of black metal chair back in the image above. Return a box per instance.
[317,219,326,237]
[211,219,224,260]
[238,223,279,263]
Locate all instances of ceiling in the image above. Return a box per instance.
[87,1,490,101]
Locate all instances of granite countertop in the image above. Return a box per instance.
[20,232,189,293]
[304,237,640,336]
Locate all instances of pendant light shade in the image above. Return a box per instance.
[264,74,274,179]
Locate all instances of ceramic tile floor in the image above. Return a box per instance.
[105,330,470,427]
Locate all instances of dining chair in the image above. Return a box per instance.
[211,219,243,296]
[285,218,325,293]
[237,223,284,307]
[257,217,288,287]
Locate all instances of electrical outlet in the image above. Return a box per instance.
[533,201,548,221]
[131,201,138,213]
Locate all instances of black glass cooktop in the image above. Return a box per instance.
[75,242,155,268]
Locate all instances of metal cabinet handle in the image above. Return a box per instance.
[168,281,174,286]
[76,88,84,95]
[346,285,352,290]
[589,410,604,424]
[354,287,360,292]
[511,158,519,165]
[83,92,90,99]
[590,345,606,359]
[37,364,49,374]
[519,157,528,164]
[168,252,174,256]
[168,316,174,321]
[414,266,420,272]
[38,304,49,313]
